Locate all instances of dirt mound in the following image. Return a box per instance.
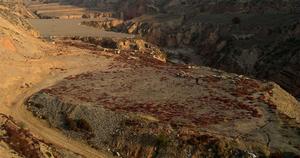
[25,56,300,157]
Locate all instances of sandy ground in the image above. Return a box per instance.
[25,0,133,39]
[27,2,87,18]
[0,11,114,158]
[28,19,134,38]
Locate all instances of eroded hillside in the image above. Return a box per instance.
[58,0,300,99]
[0,0,300,158]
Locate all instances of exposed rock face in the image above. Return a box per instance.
[52,0,300,18]
[203,34,300,99]
[254,39,300,98]
[79,1,300,98]
[81,19,124,31]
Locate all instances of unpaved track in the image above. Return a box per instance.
[12,66,111,158]
[0,4,114,156]
[0,46,114,157]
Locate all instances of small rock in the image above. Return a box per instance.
[128,56,138,60]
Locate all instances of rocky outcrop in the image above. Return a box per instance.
[81,19,124,31]
[81,9,300,98]
[0,114,81,158]
[60,36,167,62]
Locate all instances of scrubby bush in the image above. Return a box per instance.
[65,116,92,132]
[100,37,117,49]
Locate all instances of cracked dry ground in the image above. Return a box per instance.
[26,51,300,158]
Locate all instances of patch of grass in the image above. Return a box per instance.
[157,134,170,147]
[17,121,26,129]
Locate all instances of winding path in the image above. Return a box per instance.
[0,45,114,157]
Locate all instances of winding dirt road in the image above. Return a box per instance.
[0,3,117,156]
[0,40,114,157]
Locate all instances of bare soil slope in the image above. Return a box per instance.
[0,2,114,157]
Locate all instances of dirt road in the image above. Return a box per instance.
[0,3,118,156]
[0,40,114,158]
